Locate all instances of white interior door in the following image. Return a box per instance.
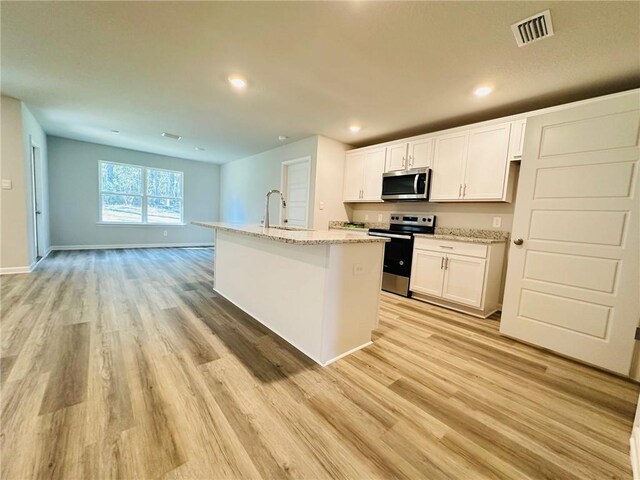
[31,143,46,258]
[282,157,310,228]
[500,91,640,375]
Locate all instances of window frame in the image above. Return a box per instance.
[98,160,185,225]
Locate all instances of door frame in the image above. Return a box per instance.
[280,156,311,228]
[29,137,44,258]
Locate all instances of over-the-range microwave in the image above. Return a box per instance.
[381,167,431,201]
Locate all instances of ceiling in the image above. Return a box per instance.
[2,1,639,164]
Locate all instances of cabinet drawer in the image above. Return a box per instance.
[414,237,487,258]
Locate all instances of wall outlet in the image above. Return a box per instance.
[492,217,502,228]
[364,214,369,221]
[319,201,325,210]
[353,264,365,276]
[1,179,12,190]
[163,230,168,237]
[377,214,383,222]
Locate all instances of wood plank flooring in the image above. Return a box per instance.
[1,247,637,479]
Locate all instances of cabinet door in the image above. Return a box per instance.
[430,132,468,201]
[410,250,445,297]
[463,123,511,201]
[508,119,527,160]
[343,151,364,201]
[362,147,386,201]
[385,143,408,172]
[442,254,486,308]
[407,138,433,169]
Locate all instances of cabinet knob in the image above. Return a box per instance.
[513,238,524,246]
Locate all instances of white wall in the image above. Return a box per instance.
[48,137,220,248]
[220,136,319,226]
[0,96,30,269]
[314,136,351,229]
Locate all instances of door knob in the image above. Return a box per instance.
[513,238,524,245]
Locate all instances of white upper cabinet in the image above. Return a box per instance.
[407,138,433,169]
[343,147,385,202]
[508,119,527,160]
[343,151,365,202]
[430,122,512,202]
[430,131,468,200]
[384,138,433,173]
[464,123,511,201]
[385,143,408,172]
[362,147,386,201]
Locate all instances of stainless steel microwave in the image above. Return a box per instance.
[381,167,431,201]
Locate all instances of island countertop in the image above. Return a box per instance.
[192,221,389,245]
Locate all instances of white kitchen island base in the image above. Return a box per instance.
[204,226,386,366]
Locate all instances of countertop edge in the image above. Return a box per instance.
[192,222,389,245]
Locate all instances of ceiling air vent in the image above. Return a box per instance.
[511,10,554,47]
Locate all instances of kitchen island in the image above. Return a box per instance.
[192,222,388,365]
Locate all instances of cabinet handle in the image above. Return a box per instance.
[445,257,449,270]
[458,184,462,198]
[463,184,467,197]
[440,257,444,269]
[439,245,454,249]
[402,156,406,168]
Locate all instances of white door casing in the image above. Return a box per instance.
[281,157,311,228]
[500,91,640,375]
[30,141,46,258]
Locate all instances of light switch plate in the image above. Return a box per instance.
[492,217,502,228]
[1,179,12,190]
[377,214,383,222]
[319,201,325,210]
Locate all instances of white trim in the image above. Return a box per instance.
[631,393,640,480]
[50,242,213,251]
[280,156,312,228]
[0,266,33,275]
[0,247,52,275]
[320,341,373,367]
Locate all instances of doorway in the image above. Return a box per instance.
[281,157,311,228]
[30,141,46,259]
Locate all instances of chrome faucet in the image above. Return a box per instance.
[263,189,287,229]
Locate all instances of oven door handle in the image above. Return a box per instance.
[413,174,419,194]
[368,232,413,240]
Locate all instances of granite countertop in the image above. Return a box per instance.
[328,221,385,232]
[328,221,509,244]
[415,227,509,244]
[192,222,389,245]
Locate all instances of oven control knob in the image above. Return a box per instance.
[399,260,404,266]
[422,218,426,221]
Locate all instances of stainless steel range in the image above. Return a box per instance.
[368,213,436,297]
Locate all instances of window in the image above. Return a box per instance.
[99,161,183,224]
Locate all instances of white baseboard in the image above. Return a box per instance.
[0,265,33,275]
[0,247,53,275]
[50,242,214,251]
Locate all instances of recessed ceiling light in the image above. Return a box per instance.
[473,86,493,97]
[161,132,182,140]
[110,129,120,135]
[228,75,247,90]
[278,135,289,141]
[195,147,205,151]
[349,125,361,133]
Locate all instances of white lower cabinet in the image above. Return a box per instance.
[410,237,505,318]
[411,250,445,297]
[441,254,485,307]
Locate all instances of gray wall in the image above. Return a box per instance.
[220,136,318,225]
[48,136,220,247]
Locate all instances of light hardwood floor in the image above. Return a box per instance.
[1,247,637,479]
